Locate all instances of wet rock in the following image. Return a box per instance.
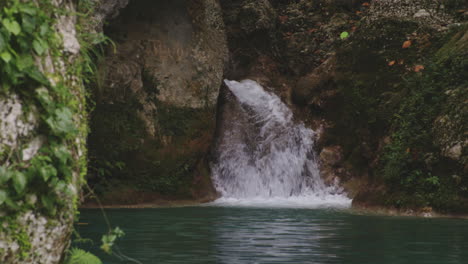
[292,56,336,106]
[89,0,227,200]
[320,145,343,167]
[445,143,462,161]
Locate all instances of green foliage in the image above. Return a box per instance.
[101,227,125,254]
[332,21,467,211]
[0,0,53,90]
[379,26,468,210]
[65,248,102,264]
[0,0,114,218]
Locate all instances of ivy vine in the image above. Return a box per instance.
[0,0,89,218]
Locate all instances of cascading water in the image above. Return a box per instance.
[210,79,351,208]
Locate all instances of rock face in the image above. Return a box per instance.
[0,0,87,263]
[219,0,467,212]
[88,0,226,201]
[313,1,467,211]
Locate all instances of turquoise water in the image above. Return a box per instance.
[76,207,468,264]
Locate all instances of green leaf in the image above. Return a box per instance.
[16,54,34,70]
[39,23,49,36]
[53,144,71,165]
[0,166,12,184]
[0,33,6,52]
[2,19,21,35]
[36,87,53,109]
[0,51,12,63]
[66,248,102,264]
[39,165,57,182]
[21,15,36,34]
[12,171,27,194]
[0,190,7,205]
[47,107,77,135]
[33,39,45,55]
[5,197,20,210]
[41,194,56,215]
[26,67,49,85]
[340,31,349,40]
[18,5,37,15]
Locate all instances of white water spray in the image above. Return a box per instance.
[210,80,351,208]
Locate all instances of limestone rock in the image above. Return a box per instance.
[414,9,431,18]
[445,143,462,161]
[0,1,87,263]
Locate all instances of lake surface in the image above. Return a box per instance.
[76,206,468,264]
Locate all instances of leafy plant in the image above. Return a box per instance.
[65,248,102,264]
[101,227,125,254]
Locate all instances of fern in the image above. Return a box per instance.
[65,248,102,264]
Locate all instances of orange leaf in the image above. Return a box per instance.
[362,2,370,7]
[388,60,396,66]
[356,11,362,15]
[402,40,412,49]
[414,65,425,72]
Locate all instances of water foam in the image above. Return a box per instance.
[210,79,351,208]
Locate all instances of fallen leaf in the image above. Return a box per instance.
[402,40,412,49]
[414,65,425,72]
[307,28,317,33]
[398,59,405,65]
[356,11,362,15]
[351,26,357,32]
[406,148,410,153]
[388,60,396,66]
[362,2,370,7]
[340,31,350,39]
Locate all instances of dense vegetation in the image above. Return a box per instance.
[333,21,467,212]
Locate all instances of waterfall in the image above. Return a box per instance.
[210,79,351,208]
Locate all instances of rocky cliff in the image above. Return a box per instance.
[0,0,466,262]
[0,0,88,262]
[86,0,227,203]
[217,0,467,213]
